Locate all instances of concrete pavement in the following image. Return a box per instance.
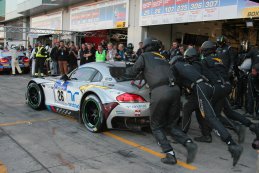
[0,74,257,173]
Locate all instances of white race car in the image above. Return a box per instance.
[25,62,150,132]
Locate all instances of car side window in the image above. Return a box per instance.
[70,67,96,81]
[92,72,103,82]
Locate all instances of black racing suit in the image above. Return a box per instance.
[246,47,259,67]
[170,59,233,142]
[182,60,216,135]
[246,73,259,118]
[203,55,252,130]
[125,52,190,153]
[216,44,236,75]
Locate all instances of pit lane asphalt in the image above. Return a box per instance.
[0,74,257,173]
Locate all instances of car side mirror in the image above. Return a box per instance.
[60,74,69,81]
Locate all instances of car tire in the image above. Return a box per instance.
[81,94,105,133]
[26,83,45,110]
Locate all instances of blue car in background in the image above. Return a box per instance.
[0,51,30,73]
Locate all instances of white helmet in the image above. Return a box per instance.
[239,58,251,71]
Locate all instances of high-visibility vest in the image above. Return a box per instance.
[96,50,106,62]
[36,47,46,58]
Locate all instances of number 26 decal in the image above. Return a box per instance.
[58,90,64,101]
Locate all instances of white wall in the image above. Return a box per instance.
[127,0,147,50]
[147,24,171,50]
[5,0,23,20]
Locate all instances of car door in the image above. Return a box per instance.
[64,67,98,110]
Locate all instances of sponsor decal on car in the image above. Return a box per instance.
[134,110,141,116]
[116,110,125,115]
[79,84,109,92]
[125,104,148,109]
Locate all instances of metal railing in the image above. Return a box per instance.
[0,26,85,36]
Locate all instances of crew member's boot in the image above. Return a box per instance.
[249,123,259,138]
[236,124,246,144]
[248,124,259,149]
[184,140,198,163]
[161,151,177,165]
[228,144,243,166]
[194,135,212,143]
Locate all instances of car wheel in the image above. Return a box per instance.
[81,94,105,133]
[26,83,45,110]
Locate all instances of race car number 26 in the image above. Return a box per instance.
[55,89,66,103]
[57,90,64,101]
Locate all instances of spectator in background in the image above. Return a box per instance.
[68,44,78,72]
[115,43,125,61]
[95,45,106,62]
[75,45,80,66]
[106,43,116,61]
[168,40,181,60]
[45,43,51,75]
[57,40,69,75]
[188,44,194,49]
[85,43,96,63]
[26,45,33,58]
[101,40,108,50]
[79,43,87,65]
[136,41,144,57]
[179,44,185,55]
[113,43,118,51]
[50,42,59,75]
[20,45,26,55]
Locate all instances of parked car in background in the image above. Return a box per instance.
[0,51,30,73]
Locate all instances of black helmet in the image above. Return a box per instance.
[127,43,134,49]
[216,35,227,45]
[184,48,198,59]
[201,41,216,50]
[143,37,161,52]
[201,41,216,56]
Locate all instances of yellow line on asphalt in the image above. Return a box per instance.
[0,161,7,173]
[103,132,197,171]
[0,117,59,127]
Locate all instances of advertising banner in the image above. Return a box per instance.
[140,0,259,26]
[31,11,62,31]
[70,0,129,31]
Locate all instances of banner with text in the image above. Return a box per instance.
[140,0,259,26]
[31,11,62,31]
[70,0,129,31]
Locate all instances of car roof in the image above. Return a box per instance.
[80,62,126,68]
[79,62,127,77]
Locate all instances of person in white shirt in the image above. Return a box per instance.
[106,43,116,62]
[10,46,22,75]
[29,44,38,76]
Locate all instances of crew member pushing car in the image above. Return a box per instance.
[123,37,198,165]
